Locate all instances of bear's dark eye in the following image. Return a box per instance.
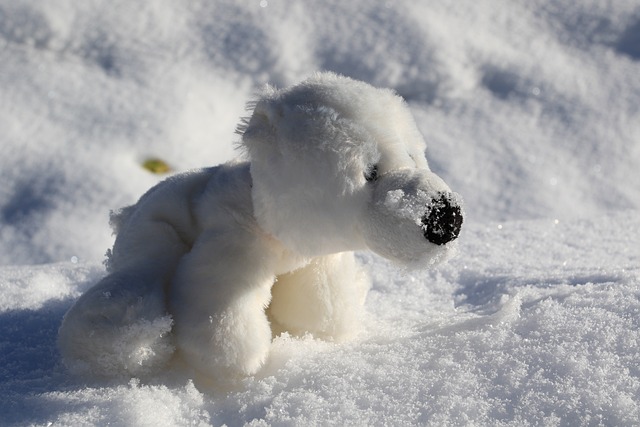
[364,164,379,182]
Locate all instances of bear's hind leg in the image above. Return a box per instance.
[58,220,190,377]
[57,268,175,377]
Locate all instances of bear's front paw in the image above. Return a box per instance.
[173,300,273,383]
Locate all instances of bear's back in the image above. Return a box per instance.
[107,162,255,271]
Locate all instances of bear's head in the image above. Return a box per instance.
[239,72,463,267]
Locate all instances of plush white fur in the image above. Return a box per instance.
[58,72,463,384]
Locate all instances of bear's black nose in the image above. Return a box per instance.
[421,193,463,245]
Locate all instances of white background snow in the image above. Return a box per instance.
[1,0,639,425]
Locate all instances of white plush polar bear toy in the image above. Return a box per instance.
[58,72,463,384]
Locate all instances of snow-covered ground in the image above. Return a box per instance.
[1,0,639,425]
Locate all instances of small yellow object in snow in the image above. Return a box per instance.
[142,158,171,174]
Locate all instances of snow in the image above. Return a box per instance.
[0,0,639,425]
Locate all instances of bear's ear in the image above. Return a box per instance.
[236,97,283,145]
[253,99,284,128]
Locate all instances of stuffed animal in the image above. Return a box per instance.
[58,72,463,384]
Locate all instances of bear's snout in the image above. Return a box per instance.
[421,193,463,245]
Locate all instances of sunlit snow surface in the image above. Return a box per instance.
[1,0,639,425]
[2,215,638,425]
